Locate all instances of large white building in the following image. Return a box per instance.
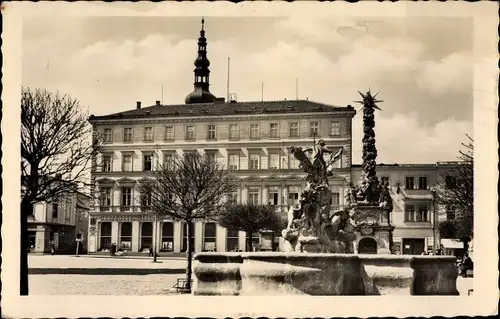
[86,19,452,256]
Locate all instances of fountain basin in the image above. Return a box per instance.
[193,252,459,296]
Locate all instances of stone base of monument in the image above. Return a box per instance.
[193,252,459,296]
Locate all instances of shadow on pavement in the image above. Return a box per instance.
[28,268,186,275]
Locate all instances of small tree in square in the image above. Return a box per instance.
[218,204,286,251]
[138,152,235,293]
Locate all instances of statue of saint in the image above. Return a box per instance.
[303,139,343,185]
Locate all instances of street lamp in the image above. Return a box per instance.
[431,188,437,254]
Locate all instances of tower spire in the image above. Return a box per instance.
[185,18,216,104]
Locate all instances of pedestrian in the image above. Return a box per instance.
[149,245,153,257]
[50,242,55,255]
[110,243,116,257]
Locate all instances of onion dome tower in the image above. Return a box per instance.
[185,18,217,104]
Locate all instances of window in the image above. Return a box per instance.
[405,176,415,189]
[445,176,456,189]
[418,177,428,190]
[249,154,260,170]
[330,121,340,136]
[90,218,97,226]
[144,127,153,141]
[122,154,133,171]
[405,205,415,221]
[123,128,133,142]
[99,222,112,250]
[140,192,152,208]
[310,121,319,137]
[120,222,132,250]
[207,124,217,140]
[185,125,195,141]
[163,152,174,168]
[289,122,299,137]
[250,124,260,139]
[226,228,240,252]
[330,192,340,207]
[381,176,390,184]
[228,154,239,170]
[161,222,174,251]
[164,126,174,140]
[206,152,216,164]
[269,153,279,169]
[288,192,299,206]
[288,153,300,169]
[229,124,239,140]
[203,223,217,251]
[121,187,132,207]
[103,128,113,143]
[140,223,153,251]
[248,188,259,205]
[269,190,279,206]
[52,202,58,219]
[100,187,112,207]
[416,208,429,222]
[228,191,238,205]
[102,155,112,172]
[143,154,153,171]
[269,123,279,138]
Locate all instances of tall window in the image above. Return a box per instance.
[269,190,279,205]
[330,121,340,136]
[122,154,132,172]
[229,124,239,140]
[102,155,112,172]
[123,128,133,142]
[310,121,319,137]
[164,126,174,140]
[330,192,340,207]
[143,154,153,171]
[140,191,152,208]
[120,222,132,250]
[103,128,113,143]
[228,154,239,170]
[418,176,428,190]
[416,208,429,222]
[206,152,216,164]
[248,188,259,205]
[140,222,153,251]
[228,191,238,205]
[203,223,217,251]
[405,176,415,189]
[164,152,174,168]
[99,222,112,250]
[226,228,239,252]
[161,222,174,251]
[52,202,58,219]
[250,124,260,139]
[289,122,299,137]
[144,127,153,141]
[404,205,415,221]
[121,187,132,208]
[249,154,260,170]
[288,153,300,169]
[269,153,279,169]
[185,125,195,141]
[100,187,112,207]
[207,124,216,140]
[269,123,279,138]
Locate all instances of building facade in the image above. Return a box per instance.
[28,192,90,253]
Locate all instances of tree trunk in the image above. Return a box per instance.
[185,221,193,293]
[247,231,253,252]
[20,199,33,295]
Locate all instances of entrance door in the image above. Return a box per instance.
[358,237,378,254]
[402,238,425,255]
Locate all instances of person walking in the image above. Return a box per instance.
[50,242,56,255]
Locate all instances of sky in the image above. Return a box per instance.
[22,15,480,164]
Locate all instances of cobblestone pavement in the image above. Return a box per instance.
[29,274,473,296]
[29,254,187,269]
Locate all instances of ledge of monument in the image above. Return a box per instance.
[194,252,243,263]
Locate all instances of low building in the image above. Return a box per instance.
[27,191,91,254]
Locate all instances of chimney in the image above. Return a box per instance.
[156,100,161,106]
[136,101,141,109]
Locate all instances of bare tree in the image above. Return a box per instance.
[138,152,235,293]
[434,134,474,243]
[218,204,285,251]
[20,87,102,295]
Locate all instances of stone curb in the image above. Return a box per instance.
[28,268,186,275]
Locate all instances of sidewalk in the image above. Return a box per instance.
[28,254,187,275]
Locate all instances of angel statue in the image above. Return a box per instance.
[303,139,343,186]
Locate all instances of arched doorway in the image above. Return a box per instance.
[358,237,378,254]
[99,222,112,251]
[140,222,153,252]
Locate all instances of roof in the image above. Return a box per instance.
[89,100,356,122]
[351,163,438,169]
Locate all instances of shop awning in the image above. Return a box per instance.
[441,239,464,249]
